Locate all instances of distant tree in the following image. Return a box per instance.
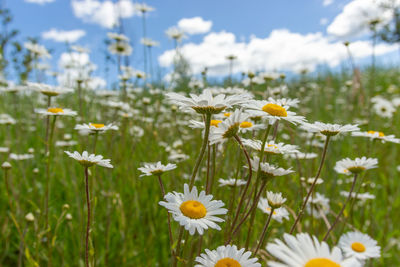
[0,8,19,81]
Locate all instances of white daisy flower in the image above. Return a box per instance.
[27,82,73,97]
[107,32,129,41]
[165,26,187,42]
[108,42,133,56]
[134,3,155,13]
[218,178,247,187]
[159,184,227,235]
[257,197,289,223]
[9,153,34,160]
[209,109,248,144]
[338,232,381,260]
[244,98,305,125]
[287,152,318,160]
[301,121,359,136]
[249,156,294,179]
[35,107,77,116]
[243,139,299,155]
[64,151,113,168]
[352,130,400,144]
[188,119,223,129]
[0,114,16,125]
[339,191,375,201]
[195,245,261,267]
[334,157,378,175]
[306,192,330,218]
[266,191,286,208]
[372,97,395,118]
[74,123,119,134]
[267,233,361,267]
[55,140,78,147]
[138,161,177,176]
[165,89,252,114]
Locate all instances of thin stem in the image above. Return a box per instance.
[323,174,358,241]
[189,113,211,189]
[290,135,330,234]
[226,180,267,245]
[157,174,174,256]
[172,226,184,267]
[254,208,274,255]
[45,116,57,236]
[84,167,91,267]
[227,135,252,239]
[4,169,12,210]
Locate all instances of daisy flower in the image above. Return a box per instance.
[267,233,361,267]
[372,97,395,119]
[35,107,77,116]
[107,32,129,42]
[287,152,318,160]
[243,139,299,155]
[209,109,248,144]
[306,192,330,218]
[338,232,381,260]
[138,161,177,176]
[0,114,16,125]
[64,151,113,168]
[165,89,252,115]
[74,123,119,134]
[257,197,289,223]
[244,98,305,124]
[159,184,227,235]
[352,130,400,144]
[108,42,133,56]
[218,178,247,187]
[165,26,186,42]
[27,82,73,97]
[195,245,261,267]
[334,157,378,175]
[249,156,294,179]
[301,121,359,136]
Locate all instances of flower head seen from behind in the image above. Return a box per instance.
[267,233,361,267]
[302,121,359,136]
[159,184,227,235]
[257,197,289,223]
[209,109,248,144]
[138,161,177,177]
[64,151,113,168]
[195,245,261,267]
[338,232,381,261]
[334,157,378,175]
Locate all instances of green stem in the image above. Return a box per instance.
[290,135,330,234]
[254,207,274,255]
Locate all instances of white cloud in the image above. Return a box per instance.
[177,17,212,35]
[327,0,399,39]
[323,0,334,6]
[71,0,138,29]
[158,29,397,76]
[25,0,55,4]
[42,28,86,43]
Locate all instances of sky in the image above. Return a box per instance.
[4,0,400,87]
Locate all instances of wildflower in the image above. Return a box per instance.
[339,232,381,260]
[35,107,77,116]
[301,121,359,136]
[266,233,361,267]
[218,178,247,187]
[159,184,227,235]
[249,156,294,180]
[334,157,378,175]
[352,130,400,143]
[75,123,119,134]
[64,151,113,168]
[138,161,177,176]
[195,245,261,267]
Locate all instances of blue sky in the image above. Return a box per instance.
[4,0,398,85]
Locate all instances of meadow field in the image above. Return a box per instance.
[1,1,400,267]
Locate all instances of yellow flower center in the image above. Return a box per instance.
[240,121,253,128]
[266,207,277,215]
[304,258,340,267]
[180,200,206,219]
[47,108,64,114]
[262,103,287,117]
[215,258,241,267]
[211,120,222,127]
[351,242,366,253]
[224,112,231,117]
[367,130,384,137]
[90,123,105,129]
